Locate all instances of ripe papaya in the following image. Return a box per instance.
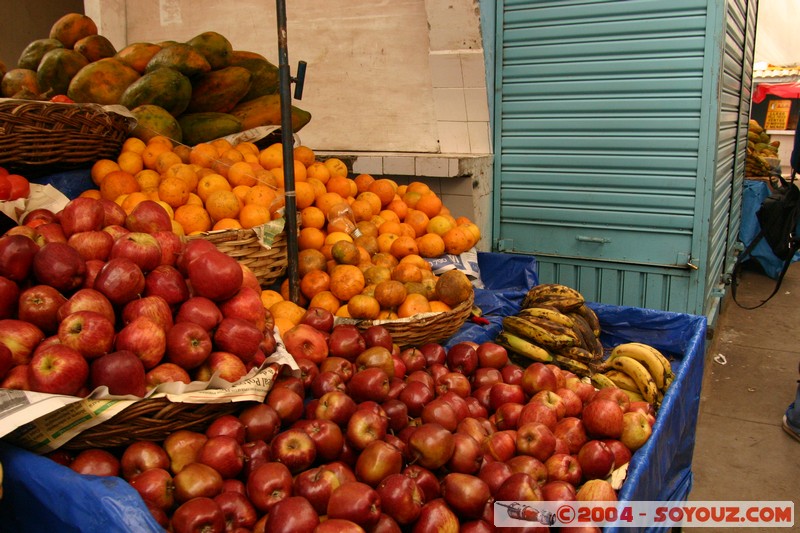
[2,68,41,98]
[186,66,251,113]
[37,48,89,96]
[49,13,98,49]
[178,112,242,146]
[115,42,162,74]
[120,67,192,116]
[67,57,140,105]
[186,31,233,70]
[74,34,117,63]
[229,51,279,101]
[131,104,183,144]
[17,38,64,71]
[230,94,312,132]
[145,43,211,78]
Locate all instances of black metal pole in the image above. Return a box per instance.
[275,0,299,303]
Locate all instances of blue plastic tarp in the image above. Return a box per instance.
[0,252,705,533]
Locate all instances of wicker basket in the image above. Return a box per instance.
[60,398,244,450]
[350,291,474,348]
[0,99,133,168]
[186,227,288,288]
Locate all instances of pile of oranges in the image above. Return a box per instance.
[87,135,480,332]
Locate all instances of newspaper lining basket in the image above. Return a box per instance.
[0,99,132,168]
[60,398,243,450]
[186,227,288,288]
[350,290,474,348]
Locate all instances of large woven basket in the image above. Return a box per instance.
[186,227,288,288]
[0,99,133,168]
[350,291,474,348]
[60,398,243,450]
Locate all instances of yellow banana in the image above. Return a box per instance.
[590,373,618,390]
[502,315,577,350]
[608,355,659,404]
[603,370,640,392]
[620,389,644,402]
[523,283,584,303]
[558,346,600,363]
[554,355,592,377]
[518,307,576,329]
[495,331,554,363]
[608,343,666,390]
[627,342,674,380]
[575,304,601,337]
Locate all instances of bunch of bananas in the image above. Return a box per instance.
[495,284,604,377]
[745,119,780,177]
[591,343,674,407]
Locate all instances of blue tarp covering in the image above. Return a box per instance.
[0,252,706,533]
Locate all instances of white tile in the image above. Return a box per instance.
[438,121,471,153]
[449,158,460,177]
[461,52,487,88]
[464,88,490,122]
[468,122,492,154]
[433,88,468,121]
[352,156,383,175]
[382,156,415,176]
[429,53,463,88]
[415,157,450,177]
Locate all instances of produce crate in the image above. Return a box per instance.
[0,99,133,169]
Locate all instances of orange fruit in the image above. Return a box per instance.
[306,177,327,200]
[189,143,219,168]
[244,184,277,207]
[397,223,417,239]
[392,263,424,284]
[354,234,379,257]
[367,179,397,207]
[235,141,259,157]
[135,169,162,191]
[205,190,241,222]
[442,226,474,255]
[315,192,345,215]
[347,294,380,320]
[306,162,331,184]
[260,289,284,310]
[415,192,443,218]
[378,220,402,236]
[121,191,150,214]
[210,138,233,154]
[164,164,199,191]
[386,198,409,221]
[372,253,399,270]
[404,210,430,238]
[309,291,341,316]
[326,175,353,199]
[121,137,147,154]
[258,144,283,170]
[356,220,379,239]
[390,235,419,259]
[232,185,251,204]
[354,173,375,193]
[173,144,192,164]
[407,181,431,195]
[399,254,432,271]
[157,176,191,208]
[226,161,258,187]
[148,135,175,151]
[324,231,353,246]
[197,173,232,203]
[402,190,422,209]
[300,206,326,229]
[429,301,453,313]
[270,299,306,326]
[350,199,374,222]
[239,204,271,229]
[426,215,454,236]
[300,270,331,300]
[377,233,399,255]
[295,181,316,210]
[79,189,102,199]
[100,170,139,201]
[186,192,204,206]
[378,209,400,225]
[213,218,242,230]
[221,148,245,164]
[374,280,407,310]
[330,240,360,265]
[335,305,351,318]
[141,143,170,170]
[323,158,348,179]
[174,204,212,234]
[356,191,382,215]
[298,248,328,277]
[293,145,316,167]
[117,150,144,175]
[154,151,183,175]
[364,265,393,286]
[416,233,446,258]
[329,264,365,301]
[91,159,121,186]
[298,227,326,250]
[397,293,431,318]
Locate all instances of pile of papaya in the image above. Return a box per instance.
[0,13,311,146]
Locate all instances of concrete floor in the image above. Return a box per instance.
[685,262,800,532]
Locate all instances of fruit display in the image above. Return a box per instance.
[37,319,652,531]
[496,283,674,411]
[745,119,780,177]
[0,167,31,201]
[1,13,311,145]
[0,195,280,396]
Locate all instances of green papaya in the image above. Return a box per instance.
[229,94,312,132]
[145,43,211,78]
[130,104,183,143]
[120,67,192,116]
[67,57,140,105]
[178,112,242,146]
[229,51,279,101]
[186,31,233,70]
[17,39,64,70]
[186,66,251,113]
[36,48,89,96]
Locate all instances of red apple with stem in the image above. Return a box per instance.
[246,461,293,513]
[27,344,89,395]
[263,495,320,533]
[58,310,116,359]
[165,321,212,369]
[17,284,66,334]
[327,481,382,530]
[121,440,170,480]
[376,473,424,525]
[170,497,225,533]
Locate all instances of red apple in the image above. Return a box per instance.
[57,288,115,324]
[271,428,316,473]
[399,347,426,373]
[521,362,558,397]
[418,342,446,366]
[621,410,652,451]
[145,363,192,390]
[173,462,224,503]
[170,497,225,533]
[397,380,434,418]
[283,323,329,365]
[476,341,509,368]
[545,453,583,485]
[314,389,358,426]
[1,364,30,389]
[327,481,382,529]
[115,316,166,369]
[478,460,513,497]
[327,324,366,361]
[565,376,597,404]
[27,343,88,395]
[67,230,114,262]
[0,276,19,320]
[582,398,624,439]
[165,321,212,369]
[293,418,344,462]
[553,416,589,455]
[263,495,319,533]
[376,473,424,525]
[33,222,67,246]
[187,249,243,302]
[94,257,146,306]
[126,200,172,233]
[412,498,459,532]
[175,296,223,331]
[81,259,104,289]
[129,467,175,511]
[482,429,517,463]
[594,386,631,413]
[299,306,335,333]
[195,351,248,384]
[494,472,544,502]
[445,432,483,474]
[347,367,391,404]
[213,317,264,364]
[214,490,257,531]
[601,438,632,469]
[69,448,120,476]
[121,440,170,480]
[517,399,559,430]
[629,400,657,426]
[102,224,129,242]
[406,422,455,470]
[32,242,86,293]
[246,461,293,512]
[577,439,616,481]
[362,325,393,351]
[152,230,183,267]
[99,199,127,227]
[17,284,66,334]
[197,435,245,479]
[515,421,557,462]
[441,473,491,520]
[144,265,190,307]
[90,350,147,396]
[346,406,389,450]
[122,295,173,331]
[163,430,208,474]
[576,478,617,501]
[240,439,270,479]
[60,197,104,237]
[58,310,116,359]
[111,232,162,273]
[556,387,583,417]
[355,439,402,487]
[541,479,578,502]
[176,239,218,276]
[446,342,478,375]
[219,286,267,331]
[501,363,524,385]
[205,414,246,443]
[22,208,57,226]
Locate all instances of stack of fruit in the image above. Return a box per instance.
[496,284,673,411]
[39,316,656,532]
[745,119,780,177]
[0,167,31,202]
[1,13,310,144]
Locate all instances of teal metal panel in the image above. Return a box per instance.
[493,0,757,318]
